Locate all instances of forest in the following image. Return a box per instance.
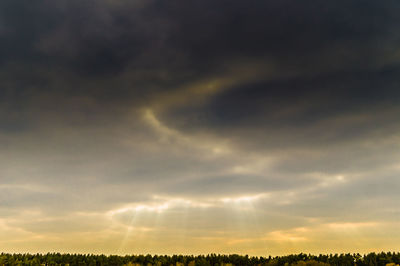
[0,252,400,266]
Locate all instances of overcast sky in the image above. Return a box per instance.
[1,0,400,256]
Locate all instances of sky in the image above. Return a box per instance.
[1,0,400,256]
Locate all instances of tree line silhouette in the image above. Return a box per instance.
[0,252,399,266]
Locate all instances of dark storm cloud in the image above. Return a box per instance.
[160,0,400,67]
[1,0,399,97]
[163,66,400,150]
